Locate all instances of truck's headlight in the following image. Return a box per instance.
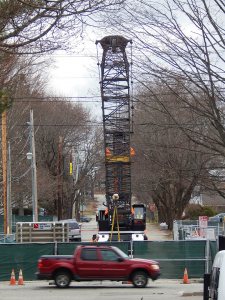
[151,264,159,271]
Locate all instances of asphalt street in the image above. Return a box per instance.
[0,280,203,300]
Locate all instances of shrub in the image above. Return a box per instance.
[184,204,216,220]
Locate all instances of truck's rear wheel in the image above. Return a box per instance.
[54,270,71,288]
[132,271,148,288]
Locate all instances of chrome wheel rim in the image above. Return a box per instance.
[56,274,69,287]
[133,274,147,287]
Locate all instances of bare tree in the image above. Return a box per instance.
[97,0,225,219]
[0,54,50,213]
[112,0,225,157]
[132,83,213,228]
[0,51,94,217]
[0,0,125,53]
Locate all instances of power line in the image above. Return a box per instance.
[15,123,103,127]
[14,95,101,99]
[14,99,101,103]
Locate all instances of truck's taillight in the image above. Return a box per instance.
[38,259,44,268]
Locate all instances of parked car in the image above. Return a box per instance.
[61,219,81,241]
[80,216,92,222]
[36,245,160,288]
[209,213,225,222]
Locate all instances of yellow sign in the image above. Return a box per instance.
[106,155,130,163]
[69,162,73,175]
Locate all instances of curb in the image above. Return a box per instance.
[181,291,203,296]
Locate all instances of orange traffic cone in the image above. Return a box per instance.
[183,268,189,284]
[18,269,24,285]
[10,269,16,285]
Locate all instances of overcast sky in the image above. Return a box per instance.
[46,34,103,118]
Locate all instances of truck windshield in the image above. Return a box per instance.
[112,246,129,259]
[134,207,144,220]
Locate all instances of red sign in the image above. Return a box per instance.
[199,216,208,238]
[199,216,208,228]
[33,223,39,229]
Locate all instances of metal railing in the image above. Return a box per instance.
[173,220,223,241]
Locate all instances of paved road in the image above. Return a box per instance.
[0,280,203,300]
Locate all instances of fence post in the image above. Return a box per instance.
[205,238,210,273]
[129,240,133,258]
[54,241,58,255]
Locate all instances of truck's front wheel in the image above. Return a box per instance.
[132,271,148,288]
[54,270,71,288]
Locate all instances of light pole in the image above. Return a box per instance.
[27,109,38,222]
[7,142,12,234]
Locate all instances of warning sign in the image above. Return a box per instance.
[199,216,208,238]
[199,216,208,228]
[33,223,52,230]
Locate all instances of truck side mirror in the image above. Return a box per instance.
[117,257,124,262]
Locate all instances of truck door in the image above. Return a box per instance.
[76,248,101,278]
[99,249,128,279]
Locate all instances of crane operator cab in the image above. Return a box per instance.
[132,204,146,231]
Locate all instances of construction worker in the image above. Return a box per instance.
[91,234,99,242]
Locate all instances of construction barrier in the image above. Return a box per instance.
[133,240,215,278]
[0,240,218,281]
[0,243,54,281]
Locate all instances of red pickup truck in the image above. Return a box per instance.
[36,245,160,288]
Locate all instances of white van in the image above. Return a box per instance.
[205,250,225,300]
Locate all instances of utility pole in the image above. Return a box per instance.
[57,136,63,220]
[28,109,38,222]
[7,142,12,234]
[1,109,7,234]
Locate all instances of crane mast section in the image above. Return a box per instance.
[98,35,132,212]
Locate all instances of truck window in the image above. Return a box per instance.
[80,249,98,261]
[210,267,220,300]
[100,249,120,261]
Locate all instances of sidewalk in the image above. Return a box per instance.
[146,223,173,241]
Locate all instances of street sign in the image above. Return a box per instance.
[199,216,208,238]
[199,216,208,228]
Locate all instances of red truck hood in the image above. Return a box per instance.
[130,258,158,265]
